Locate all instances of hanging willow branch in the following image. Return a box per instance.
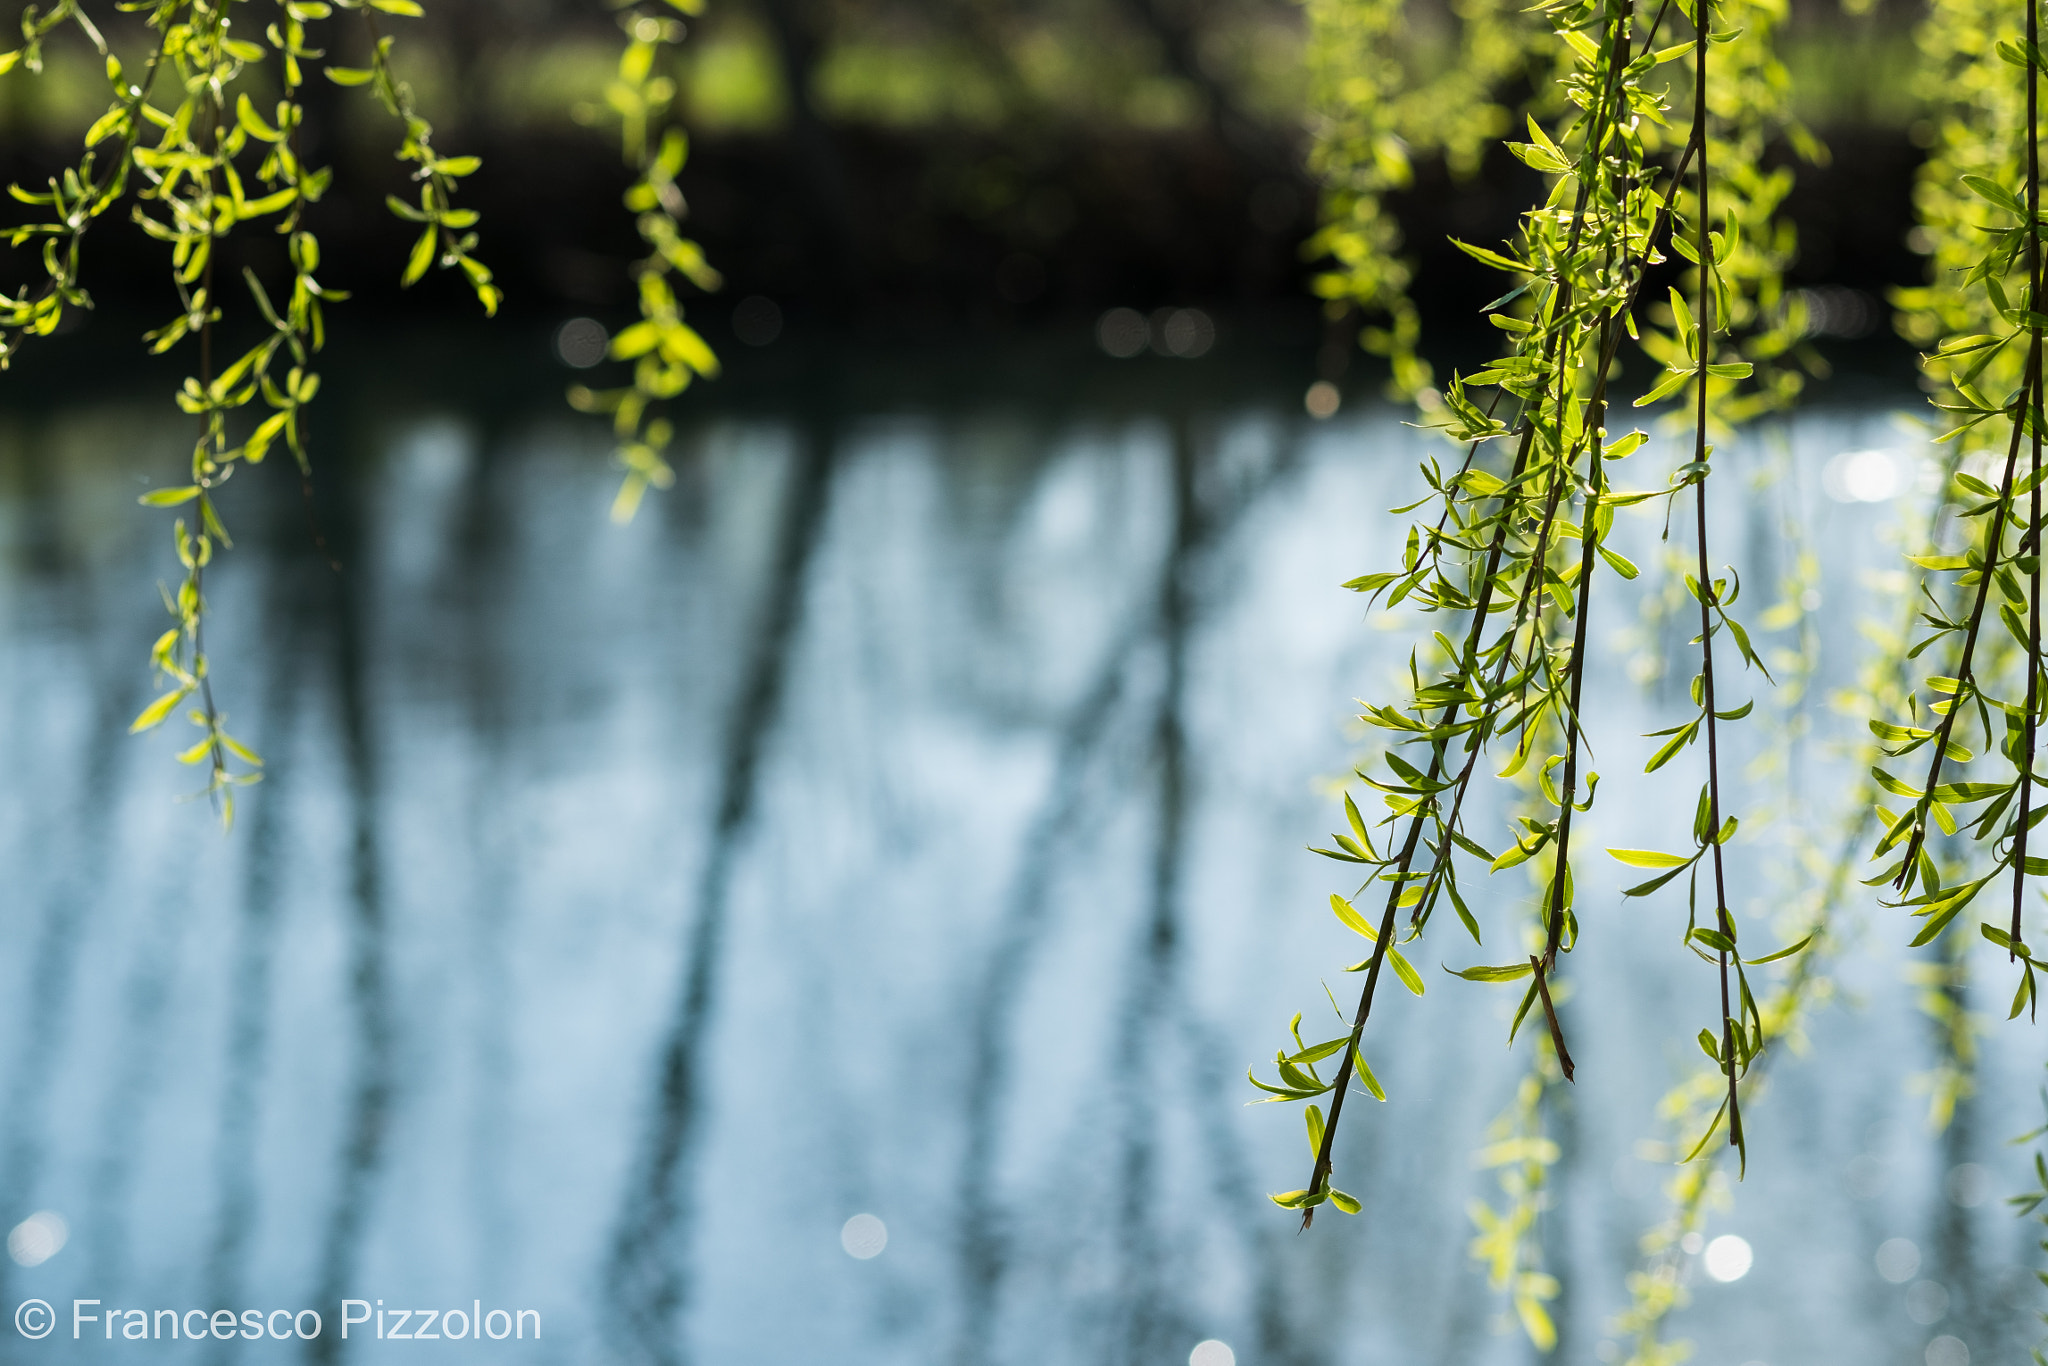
[1635,0,1768,1167]
[2020,0,2045,964]
[1260,0,1815,1225]
[568,0,722,523]
[1877,0,2048,1015]
[0,0,495,825]
[1259,0,1662,1220]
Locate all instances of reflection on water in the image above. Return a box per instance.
[0,342,2043,1365]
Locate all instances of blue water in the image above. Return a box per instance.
[0,336,2038,1365]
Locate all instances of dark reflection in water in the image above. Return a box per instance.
[307,446,399,1366]
[0,335,2041,1365]
[947,470,1145,1366]
[608,406,839,1364]
[202,558,298,1366]
[0,410,151,1320]
[447,404,524,1314]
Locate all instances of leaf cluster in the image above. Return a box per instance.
[0,0,496,819]
[567,0,723,524]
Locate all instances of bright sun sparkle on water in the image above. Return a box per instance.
[1822,448,1908,503]
[1703,1234,1753,1283]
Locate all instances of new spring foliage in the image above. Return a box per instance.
[0,0,497,825]
[1286,0,2048,1346]
[1261,0,1815,1233]
[567,0,723,525]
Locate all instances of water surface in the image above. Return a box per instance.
[0,331,2037,1366]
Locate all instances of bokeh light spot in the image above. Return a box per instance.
[840,1213,887,1260]
[7,1211,67,1268]
[554,317,609,369]
[1822,448,1906,502]
[1704,1234,1752,1282]
[1877,1237,1921,1284]
[1098,308,1148,358]
[1926,1335,1969,1366]
[1155,308,1214,358]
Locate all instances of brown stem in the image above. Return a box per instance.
[1896,364,2038,888]
[1299,427,1538,1225]
[1529,0,1641,983]
[1412,315,1645,939]
[191,55,230,797]
[1529,955,1575,1080]
[1418,17,1658,937]
[1690,0,1743,1152]
[2016,0,2043,959]
[1539,311,1616,979]
[1417,448,1580,929]
[1301,0,1644,1216]
[284,80,339,571]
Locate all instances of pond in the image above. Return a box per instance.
[0,322,2037,1365]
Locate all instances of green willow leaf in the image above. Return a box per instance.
[1608,848,1692,868]
[1352,1044,1387,1101]
[1446,962,1534,983]
[1741,934,1814,966]
[1388,947,1426,996]
[1331,893,1378,939]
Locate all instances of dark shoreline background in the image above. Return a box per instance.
[0,0,1934,399]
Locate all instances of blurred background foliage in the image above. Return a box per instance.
[0,0,1942,369]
